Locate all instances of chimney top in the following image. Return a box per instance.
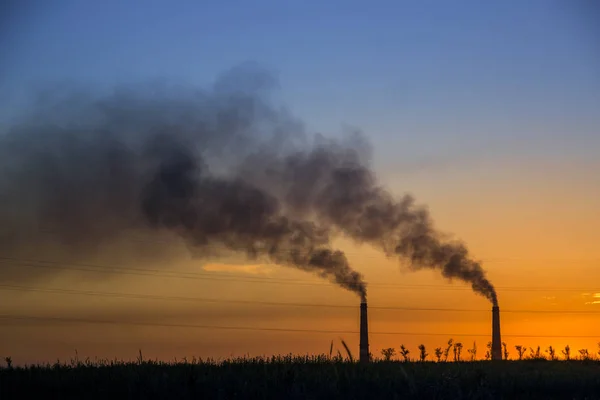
[359,299,369,364]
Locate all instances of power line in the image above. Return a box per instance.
[1,284,599,314]
[0,259,336,287]
[0,314,598,338]
[1,256,598,292]
[0,284,351,308]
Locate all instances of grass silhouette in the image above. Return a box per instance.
[2,340,600,399]
[2,353,600,399]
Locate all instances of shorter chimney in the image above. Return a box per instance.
[359,301,369,364]
[491,305,502,361]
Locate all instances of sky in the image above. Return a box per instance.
[1,0,599,364]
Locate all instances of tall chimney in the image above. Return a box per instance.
[491,305,502,361]
[359,301,370,364]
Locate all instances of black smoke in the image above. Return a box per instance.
[0,65,496,304]
[239,139,498,305]
[0,67,366,299]
[140,134,366,298]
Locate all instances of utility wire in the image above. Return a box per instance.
[1,256,598,292]
[0,314,598,338]
[1,284,599,314]
[0,259,338,287]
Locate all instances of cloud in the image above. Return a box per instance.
[202,263,274,276]
[582,293,600,304]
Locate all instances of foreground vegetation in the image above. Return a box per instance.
[379,340,600,362]
[2,353,600,399]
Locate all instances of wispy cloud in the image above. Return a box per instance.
[581,293,600,305]
[202,263,273,276]
[542,296,556,300]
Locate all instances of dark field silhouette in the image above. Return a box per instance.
[2,353,600,399]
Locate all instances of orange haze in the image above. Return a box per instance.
[1,157,599,365]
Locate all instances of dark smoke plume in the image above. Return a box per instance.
[240,143,498,305]
[0,65,496,304]
[140,135,366,298]
[0,67,366,299]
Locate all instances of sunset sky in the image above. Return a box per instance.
[1,0,599,365]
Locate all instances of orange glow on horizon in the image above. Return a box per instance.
[1,158,599,365]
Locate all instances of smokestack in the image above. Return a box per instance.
[491,306,502,361]
[359,301,369,364]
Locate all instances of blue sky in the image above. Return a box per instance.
[2,0,599,172]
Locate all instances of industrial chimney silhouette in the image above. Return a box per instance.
[359,301,370,364]
[491,305,502,360]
